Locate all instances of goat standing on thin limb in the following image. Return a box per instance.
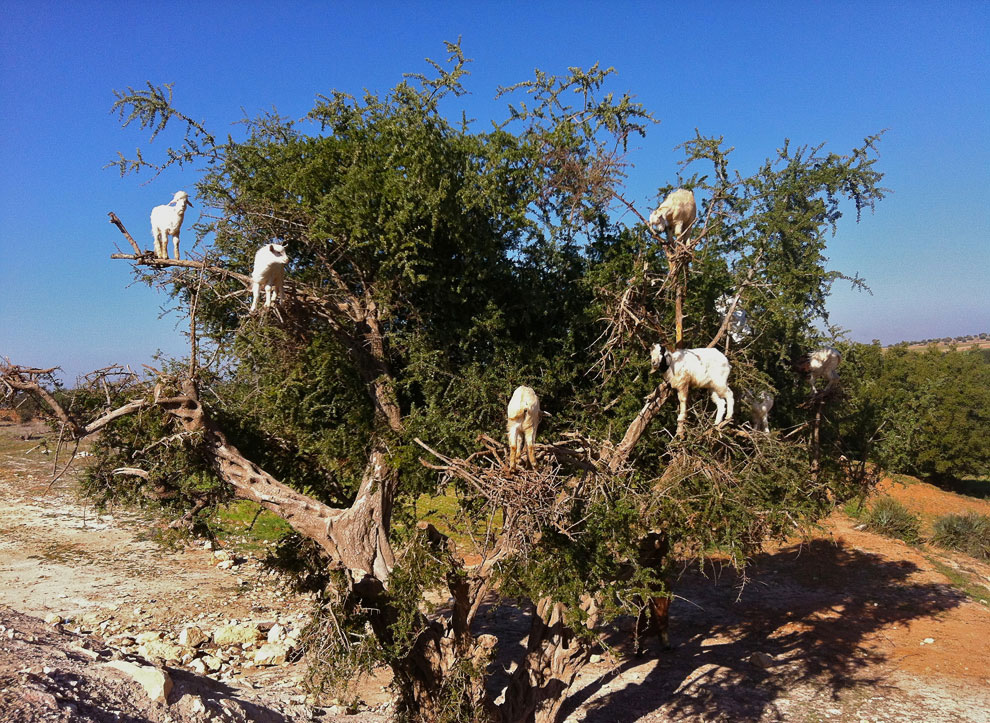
[507,385,541,472]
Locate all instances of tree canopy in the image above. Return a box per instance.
[3,42,892,722]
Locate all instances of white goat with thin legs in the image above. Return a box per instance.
[507,385,541,472]
[150,191,193,260]
[250,243,289,312]
[743,389,774,432]
[649,188,697,243]
[794,347,842,391]
[651,345,734,435]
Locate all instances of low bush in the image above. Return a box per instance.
[932,513,990,560]
[865,496,922,544]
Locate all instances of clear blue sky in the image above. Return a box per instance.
[1,1,988,382]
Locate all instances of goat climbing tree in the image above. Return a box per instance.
[3,41,888,722]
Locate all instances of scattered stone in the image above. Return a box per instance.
[267,623,285,643]
[589,654,602,664]
[135,631,163,644]
[253,642,289,666]
[139,639,185,663]
[213,622,262,646]
[920,637,935,646]
[43,613,62,626]
[202,654,222,672]
[178,625,208,647]
[189,658,208,674]
[104,660,173,702]
[749,651,774,668]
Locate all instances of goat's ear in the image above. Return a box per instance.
[269,244,275,253]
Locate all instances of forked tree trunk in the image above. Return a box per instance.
[496,597,593,723]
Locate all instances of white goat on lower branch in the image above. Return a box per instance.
[507,385,541,472]
[651,345,734,435]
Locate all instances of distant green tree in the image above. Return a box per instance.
[842,344,990,483]
[5,41,889,722]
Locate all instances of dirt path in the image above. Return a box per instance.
[2,420,989,722]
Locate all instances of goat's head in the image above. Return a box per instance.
[171,190,193,208]
[650,344,671,374]
[648,207,668,231]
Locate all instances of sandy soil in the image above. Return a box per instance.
[2,420,989,722]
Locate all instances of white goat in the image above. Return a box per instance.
[715,294,752,344]
[743,389,774,432]
[650,345,734,434]
[507,385,541,472]
[648,188,697,243]
[794,347,842,391]
[250,243,289,312]
[150,191,193,260]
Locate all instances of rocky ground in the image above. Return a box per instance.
[2,419,989,722]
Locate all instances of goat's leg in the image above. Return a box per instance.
[711,391,726,425]
[264,284,273,308]
[171,232,180,260]
[250,281,260,312]
[675,387,689,436]
[507,429,519,472]
[524,427,537,469]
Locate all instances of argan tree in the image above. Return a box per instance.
[1,42,887,722]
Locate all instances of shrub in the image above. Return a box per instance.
[865,496,922,544]
[932,513,990,560]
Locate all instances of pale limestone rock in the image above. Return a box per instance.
[140,640,184,663]
[135,631,162,644]
[253,642,288,666]
[267,623,285,643]
[189,658,208,675]
[213,623,261,646]
[44,613,63,626]
[104,660,173,702]
[178,626,208,647]
[202,654,222,671]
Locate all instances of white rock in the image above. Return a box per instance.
[202,654,222,672]
[104,661,172,702]
[253,643,288,666]
[213,623,261,646]
[44,613,63,626]
[267,623,285,643]
[189,659,208,675]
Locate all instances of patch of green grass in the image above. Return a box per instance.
[864,496,922,545]
[415,488,503,553]
[927,556,990,603]
[931,513,990,560]
[212,500,294,552]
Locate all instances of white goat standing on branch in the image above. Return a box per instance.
[648,188,697,244]
[150,191,193,260]
[651,345,734,435]
[507,385,541,472]
[743,389,774,432]
[250,243,289,312]
[794,347,842,392]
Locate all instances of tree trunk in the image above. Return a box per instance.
[497,597,592,723]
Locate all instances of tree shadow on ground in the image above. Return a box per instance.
[560,538,967,722]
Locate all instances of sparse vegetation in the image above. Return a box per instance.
[864,496,922,545]
[931,512,990,561]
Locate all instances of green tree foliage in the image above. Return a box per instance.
[841,343,990,483]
